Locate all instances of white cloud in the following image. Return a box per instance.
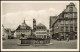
[2,8,60,30]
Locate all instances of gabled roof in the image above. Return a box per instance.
[36,23,47,29]
[37,23,45,27]
[16,20,31,30]
[50,16,58,28]
[69,2,75,6]
[64,3,77,12]
[51,2,77,27]
[16,24,31,30]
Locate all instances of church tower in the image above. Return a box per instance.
[33,18,36,31]
[23,19,25,24]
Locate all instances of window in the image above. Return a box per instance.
[65,26,68,31]
[70,26,73,31]
[61,27,64,31]
[70,21,73,24]
[74,20,77,25]
[69,7,73,12]
[41,27,43,29]
[61,21,64,24]
[65,13,68,18]
[75,27,77,31]
[37,27,39,29]
[44,35,46,38]
[69,13,73,18]
[39,27,41,29]
[74,13,77,18]
[65,20,68,24]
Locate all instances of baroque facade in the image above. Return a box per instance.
[50,2,77,40]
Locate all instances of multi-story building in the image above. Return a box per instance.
[11,30,15,39]
[49,16,58,39]
[15,20,32,38]
[19,19,50,45]
[35,23,48,39]
[51,2,77,40]
[50,16,58,29]
[2,25,11,40]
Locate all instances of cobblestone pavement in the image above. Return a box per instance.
[2,39,77,49]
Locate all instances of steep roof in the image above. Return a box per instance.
[50,16,58,28]
[16,24,31,30]
[69,2,75,6]
[36,23,47,29]
[37,23,45,27]
[16,20,31,30]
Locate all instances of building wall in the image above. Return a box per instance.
[35,30,47,39]
[15,30,31,38]
[2,28,8,40]
[50,16,58,28]
[50,16,58,36]
[2,28,12,39]
[52,3,77,40]
[35,23,48,39]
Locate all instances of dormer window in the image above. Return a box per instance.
[69,7,73,12]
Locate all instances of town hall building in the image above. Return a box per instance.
[15,20,32,38]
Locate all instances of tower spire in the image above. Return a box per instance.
[24,19,25,24]
[23,18,25,24]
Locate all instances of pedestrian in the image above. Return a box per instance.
[67,36,69,42]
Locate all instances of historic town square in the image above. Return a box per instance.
[2,1,78,49]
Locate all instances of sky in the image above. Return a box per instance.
[2,1,78,30]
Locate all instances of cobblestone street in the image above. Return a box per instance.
[2,39,77,49]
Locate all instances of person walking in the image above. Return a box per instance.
[67,36,69,42]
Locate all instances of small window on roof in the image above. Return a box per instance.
[69,7,73,12]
